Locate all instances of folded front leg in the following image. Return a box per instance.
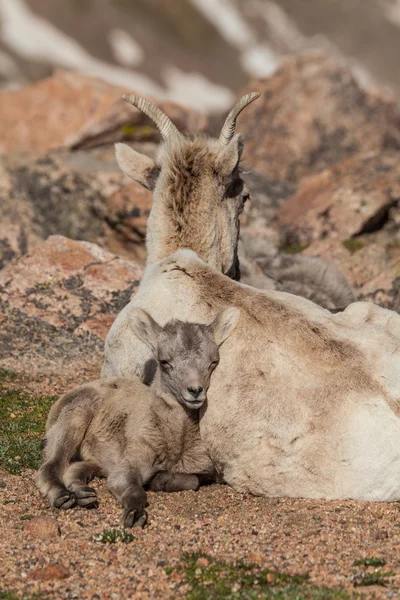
[108,466,148,528]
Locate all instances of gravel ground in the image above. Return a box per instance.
[2,370,400,599]
[2,469,400,599]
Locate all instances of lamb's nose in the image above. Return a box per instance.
[187,386,203,399]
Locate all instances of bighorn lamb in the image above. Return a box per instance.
[103,96,400,502]
[38,308,238,526]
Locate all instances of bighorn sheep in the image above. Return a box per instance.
[38,308,238,526]
[112,92,355,311]
[103,96,400,502]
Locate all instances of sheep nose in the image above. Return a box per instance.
[187,386,203,399]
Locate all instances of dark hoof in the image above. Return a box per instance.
[122,508,148,528]
[75,486,98,508]
[53,490,76,510]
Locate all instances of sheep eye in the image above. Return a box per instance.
[225,177,244,199]
[160,360,172,370]
[210,360,219,370]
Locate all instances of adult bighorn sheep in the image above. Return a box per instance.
[114,93,355,309]
[103,95,400,501]
[38,308,238,527]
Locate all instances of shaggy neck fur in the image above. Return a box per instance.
[146,137,237,275]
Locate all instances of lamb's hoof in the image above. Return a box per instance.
[122,508,148,529]
[75,486,98,508]
[53,490,76,510]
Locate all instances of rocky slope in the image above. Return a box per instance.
[1,53,399,381]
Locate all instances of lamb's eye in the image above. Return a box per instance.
[210,360,219,370]
[160,360,172,370]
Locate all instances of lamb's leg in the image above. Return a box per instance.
[63,461,101,508]
[36,460,76,510]
[148,471,215,492]
[108,467,148,528]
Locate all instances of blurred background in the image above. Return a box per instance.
[2,0,400,112]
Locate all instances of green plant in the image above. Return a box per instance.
[353,557,386,568]
[0,375,55,474]
[342,238,364,254]
[93,529,134,544]
[169,552,351,599]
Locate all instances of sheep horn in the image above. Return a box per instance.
[122,94,182,141]
[219,92,260,146]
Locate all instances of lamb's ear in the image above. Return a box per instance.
[216,134,244,177]
[129,308,163,354]
[210,307,240,346]
[115,143,159,190]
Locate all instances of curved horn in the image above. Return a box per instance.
[219,92,260,146]
[122,94,182,141]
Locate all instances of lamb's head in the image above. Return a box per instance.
[115,93,260,280]
[130,307,240,409]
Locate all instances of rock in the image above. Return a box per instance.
[0,70,208,155]
[195,557,210,567]
[248,552,263,564]
[104,180,152,264]
[30,562,71,581]
[303,238,400,310]
[239,54,400,185]
[0,235,143,376]
[0,71,126,155]
[275,149,400,310]
[0,146,153,269]
[0,224,28,271]
[277,151,400,246]
[67,97,209,151]
[24,516,60,539]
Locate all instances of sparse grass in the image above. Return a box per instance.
[93,529,134,544]
[0,369,18,381]
[352,570,393,587]
[342,238,364,254]
[170,553,351,599]
[353,557,386,568]
[351,557,393,587]
[282,243,309,254]
[0,370,55,474]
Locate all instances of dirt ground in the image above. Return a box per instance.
[1,369,400,600]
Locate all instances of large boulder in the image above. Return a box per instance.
[239,54,400,185]
[0,70,209,155]
[0,146,153,269]
[277,151,400,246]
[0,235,142,378]
[275,151,400,309]
[235,55,400,310]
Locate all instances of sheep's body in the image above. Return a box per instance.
[38,377,214,526]
[104,249,400,501]
[102,94,400,502]
[38,310,238,526]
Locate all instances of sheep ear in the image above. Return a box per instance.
[129,308,162,353]
[216,134,244,177]
[115,143,159,190]
[210,307,240,346]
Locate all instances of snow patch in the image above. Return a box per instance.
[0,0,234,111]
[108,29,144,67]
[241,45,278,78]
[162,66,234,113]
